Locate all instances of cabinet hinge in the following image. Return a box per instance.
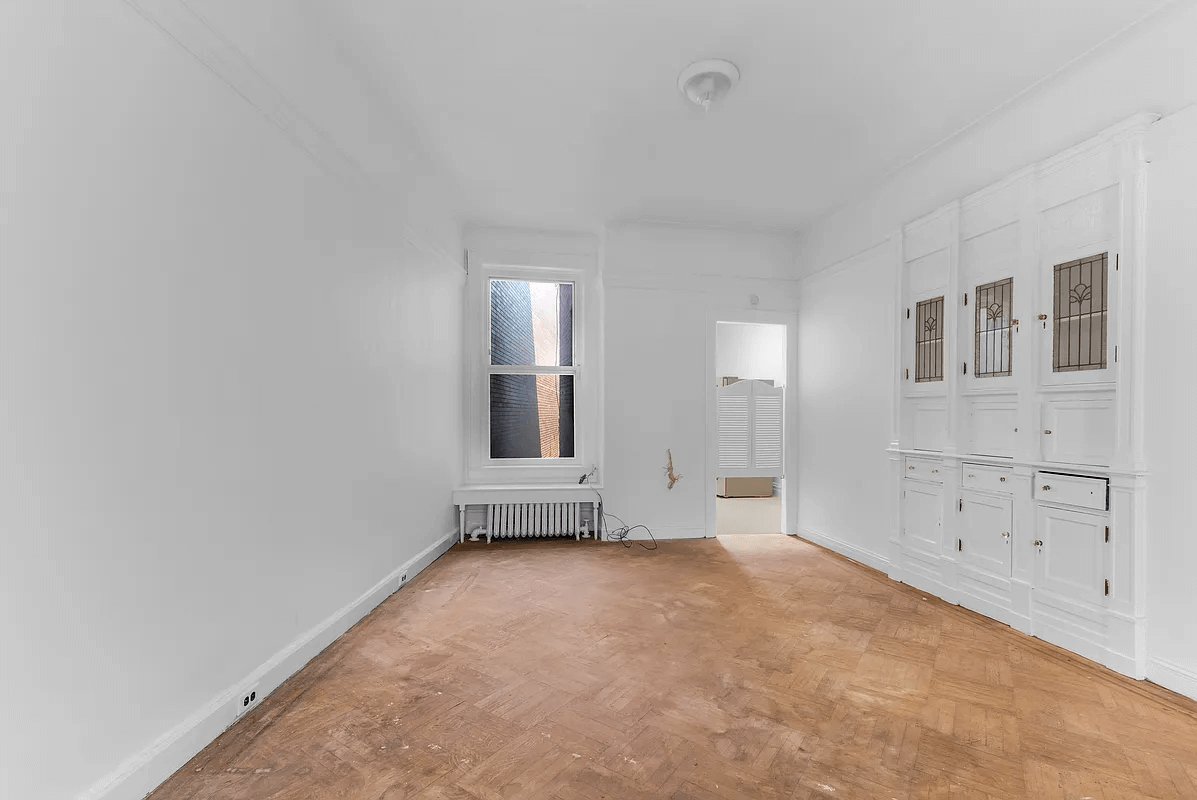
[1104,578,1110,596]
[906,307,910,319]
[963,362,968,375]
[1114,346,1118,363]
[905,368,909,380]
[958,539,963,552]
[1105,525,1110,543]
[963,292,969,306]
[958,499,963,512]
[1116,253,1120,271]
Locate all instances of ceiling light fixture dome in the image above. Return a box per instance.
[677,59,740,112]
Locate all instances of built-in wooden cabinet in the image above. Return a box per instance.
[889,114,1152,680]
[959,491,1012,576]
[902,477,943,555]
[1033,504,1107,605]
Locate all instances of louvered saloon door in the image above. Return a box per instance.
[717,380,784,478]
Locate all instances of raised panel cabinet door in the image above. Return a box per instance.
[1041,397,1115,467]
[1034,505,1106,605]
[960,492,1013,576]
[903,480,943,554]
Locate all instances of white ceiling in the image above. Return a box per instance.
[329,0,1169,233]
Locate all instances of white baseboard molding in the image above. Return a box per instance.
[798,527,891,573]
[78,528,459,800]
[1146,656,1197,702]
[610,526,706,541]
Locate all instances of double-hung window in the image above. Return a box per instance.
[487,277,577,461]
[464,232,597,484]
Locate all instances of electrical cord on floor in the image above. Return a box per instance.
[581,475,657,550]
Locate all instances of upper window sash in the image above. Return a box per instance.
[487,278,574,369]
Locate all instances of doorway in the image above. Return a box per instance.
[712,320,788,535]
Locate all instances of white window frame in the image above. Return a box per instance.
[463,233,600,487]
[482,268,582,468]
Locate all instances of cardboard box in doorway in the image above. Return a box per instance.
[716,477,773,498]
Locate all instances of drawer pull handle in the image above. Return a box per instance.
[1041,485,1051,491]
[968,474,976,478]
[999,476,1006,482]
[931,469,939,474]
[908,466,915,470]
[1033,539,1043,547]
[1044,429,1052,435]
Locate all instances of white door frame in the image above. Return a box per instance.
[705,309,799,538]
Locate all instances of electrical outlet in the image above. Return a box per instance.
[235,683,260,719]
[400,572,408,584]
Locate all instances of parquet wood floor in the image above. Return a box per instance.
[149,535,1197,800]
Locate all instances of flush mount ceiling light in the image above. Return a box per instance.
[677,59,740,112]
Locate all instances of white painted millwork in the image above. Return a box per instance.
[716,380,784,478]
[902,480,944,557]
[1033,471,1108,512]
[891,115,1152,679]
[959,493,1013,576]
[961,462,1013,493]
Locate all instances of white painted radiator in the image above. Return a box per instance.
[452,488,599,544]
[486,502,586,542]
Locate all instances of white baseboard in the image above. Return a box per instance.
[78,528,459,800]
[609,526,706,541]
[1146,656,1197,702]
[797,527,891,573]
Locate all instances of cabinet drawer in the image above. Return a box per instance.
[1033,471,1108,511]
[904,456,944,483]
[961,463,1013,493]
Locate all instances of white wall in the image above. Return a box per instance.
[797,0,1197,277]
[1143,105,1197,698]
[184,0,462,256]
[716,323,787,386]
[795,244,896,570]
[603,223,799,540]
[0,4,462,799]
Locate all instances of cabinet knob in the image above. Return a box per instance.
[1043,429,1052,435]
[1038,314,1048,321]
[999,476,1006,482]
[931,469,939,474]
[1002,531,1010,540]
[1033,539,1043,547]
[1041,485,1051,491]
[908,466,915,470]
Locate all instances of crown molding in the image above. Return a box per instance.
[122,0,463,271]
